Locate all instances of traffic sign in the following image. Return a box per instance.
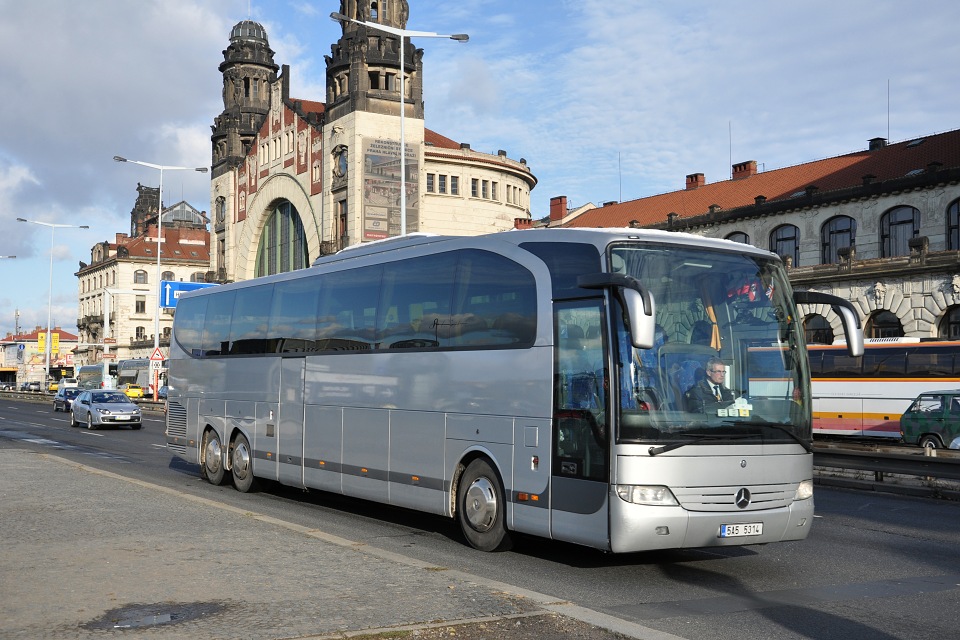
[150,347,165,361]
[101,353,117,360]
[103,338,117,344]
[159,280,217,308]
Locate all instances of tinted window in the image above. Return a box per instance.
[378,253,456,349]
[200,289,236,356]
[229,285,274,355]
[451,250,537,347]
[520,242,601,299]
[316,266,381,351]
[268,277,321,353]
[174,295,208,357]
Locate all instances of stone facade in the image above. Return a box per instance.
[75,198,210,365]
[564,132,960,342]
[209,2,536,284]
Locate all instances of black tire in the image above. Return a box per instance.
[920,435,941,450]
[86,413,96,430]
[131,423,142,430]
[69,411,78,428]
[457,458,512,552]
[230,433,260,493]
[200,429,227,485]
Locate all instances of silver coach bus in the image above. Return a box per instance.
[165,228,861,552]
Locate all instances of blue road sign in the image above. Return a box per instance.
[159,281,217,308]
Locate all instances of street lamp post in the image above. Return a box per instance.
[329,12,467,236]
[16,219,89,384]
[113,156,208,353]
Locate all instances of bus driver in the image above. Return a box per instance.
[684,356,736,413]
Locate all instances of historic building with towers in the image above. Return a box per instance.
[208,1,537,284]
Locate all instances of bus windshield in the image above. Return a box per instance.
[611,243,810,445]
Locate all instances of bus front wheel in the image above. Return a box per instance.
[201,429,226,485]
[457,459,512,552]
[230,433,260,493]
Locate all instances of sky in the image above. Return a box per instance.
[1,0,959,339]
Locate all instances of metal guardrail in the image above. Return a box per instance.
[813,446,960,481]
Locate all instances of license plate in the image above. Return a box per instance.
[719,522,763,538]
[115,415,130,421]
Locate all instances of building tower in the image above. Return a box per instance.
[325,0,422,124]
[210,20,279,179]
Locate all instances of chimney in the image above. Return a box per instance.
[602,201,617,207]
[459,142,471,150]
[549,195,568,222]
[868,137,887,150]
[514,217,532,230]
[732,160,757,180]
[686,173,705,190]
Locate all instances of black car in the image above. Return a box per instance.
[53,387,82,412]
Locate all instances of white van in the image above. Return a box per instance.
[60,378,79,389]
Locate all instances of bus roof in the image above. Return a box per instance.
[311,227,779,268]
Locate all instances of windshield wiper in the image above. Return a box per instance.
[648,433,757,456]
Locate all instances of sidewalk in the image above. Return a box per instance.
[0,449,675,640]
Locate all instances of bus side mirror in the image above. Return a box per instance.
[792,291,863,357]
[578,273,656,350]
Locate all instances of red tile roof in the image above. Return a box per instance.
[425,129,461,150]
[567,129,960,228]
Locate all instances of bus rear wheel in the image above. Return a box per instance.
[457,459,512,552]
[201,429,226,485]
[230,433,260,493]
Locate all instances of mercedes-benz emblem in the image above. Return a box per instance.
[735,488,751,509]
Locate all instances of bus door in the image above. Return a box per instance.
[277,356,306,487]
[550,301,610,548]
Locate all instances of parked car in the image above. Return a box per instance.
[69,390,142,430]
[119,383,144,399]
[0,383,14,391]
[157,385,169,400]
[60,377,79,389]
[52,387,82,412]
[48,380,59,393]
[899,389,960,449]
[951,436,960,450]
[26,381,41,392]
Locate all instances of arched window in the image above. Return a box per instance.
[161,270,175,282]
[255,200,309,277]
[821,216,856,264]
[880,205,919,257]
[865,310,904,339]
[725,231,750,244]
[947,199,960,250]
[804,314,834,345]
[134,270,148,284]
[770,224,799,266]
[938,306,960,339]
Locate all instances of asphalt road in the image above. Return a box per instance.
[2,396,959,639]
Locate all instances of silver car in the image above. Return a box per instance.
[70,390,142,430]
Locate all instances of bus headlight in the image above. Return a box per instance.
[795,479,814,501]
[616,485,679,506]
